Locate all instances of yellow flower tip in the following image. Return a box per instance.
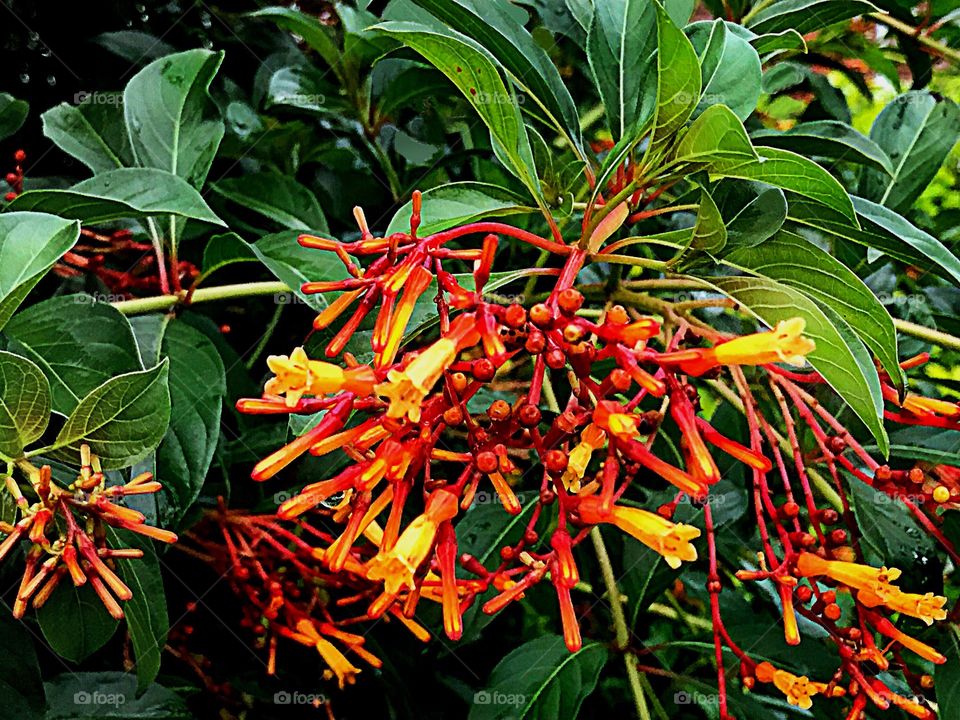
[713,317,816,368]
[902,394,960,419]
[579,497,700,569]
[376,337,459,423]
[755,662,826,711]
[365,489,459,595]
[264,347,376,404]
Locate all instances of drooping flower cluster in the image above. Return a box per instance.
[179,503,431,689]
[0,445,177,619]
[237,195,958,718]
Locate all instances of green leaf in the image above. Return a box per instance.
[0,213,80,332]
[724,232,902,392]
[105,528,168,691]
[938,629,960,720]
[124,49,225,189]
[713,180,786,248]
[648,3,701,155]
[201,232,258,277]
[687,20,762,121]
[41,99,133,173]
[0,93,28,141]
[788,195,960,286]
[711,276,888,454]
[37,584,119,663]
[409,0,584,153]
[211,171,328,233]
[7,168,225,226]
[53,361,172,470]
[849,481,933,566]
[859,90,960,213]
[587,0,657,139]
[708,146,857,223]
[44,673,191,719]
[690,188,726,254]
[0,612,44,716]
[249,230,352,311]
[135,318,225,525]
[376,21,542,203]
[386,182,535,236]
[0,351,50,459]
[620,535,674,626]
[249,7,343,83]
[752,120,894,175]
[746,0,878,34]
[5,297,143,415]
[673,104,758,164]
[468,636,607,720]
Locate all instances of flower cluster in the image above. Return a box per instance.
[179,503,431,689]
[237,196,957,718]
[0,445,177,619]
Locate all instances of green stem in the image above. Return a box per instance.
[245,301,285,370]
[893,318,960,352]
[872,12,960,64]
[111,281,290,316]
[590,528,651,720]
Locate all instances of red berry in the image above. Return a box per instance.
[13,149,26,163]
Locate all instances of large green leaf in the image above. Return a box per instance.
[376,21,541,203]
[468,636,607,720]
[648,3,701,156]
[788,195,960,286]
[724,232,902,391]
[410,0,583,152]
[134,317,226,526]
[0,92,28,141]
[746,0,877,34]
[106,528,169,691]
[124,49,225,189]
[858,90,960,213]
[938,629,960,720]
[210,171,328,233]
[848,482,933,567]
[41,99,133,173]
[752,120,894,175]
[0,213,79,332]
[686,20,762,121]
[5,297,143,414]
[37,584,119,663]
[0,351,50,459]
[249,230,353,312]
[709,146,857,223]
[713,180,786,248]
[689,187,726,254]
[7,168,225,226]
[587,0,657,139]
[53,361,172,470]
[672,104,757,164]
[386,182,535,236]
[711,276,888,454]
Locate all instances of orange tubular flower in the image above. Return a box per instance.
[663,318,815,376]
[670,390,720,485]
[294,619,362,689]
[795,552,947,625]
[436,522,462,641]
[378,265,434,367]
[554,570,582,652]
[578,496,700,569]
[696,417,772,472]
[366,489,459,595]
[376,315,480,423]
[617,438,709,496]
[755,661,828,710]
[871,617,946,664]
[264,347,377,407]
